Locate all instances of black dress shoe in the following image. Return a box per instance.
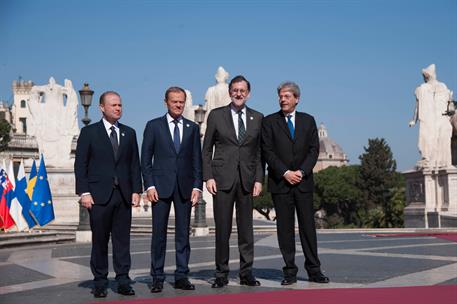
[240,275,261,286]
[118,284,135,296]
[174,278,195,290]
[308,272,330,283]
[93,287,107,298]
[211,277,228,288]
[150,280,164,293]
[281,277,297,285]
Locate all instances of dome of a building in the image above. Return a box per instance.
[314,123,348,172]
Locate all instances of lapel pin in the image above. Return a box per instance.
[121,132,125,136]
[250,116,254,120]
[186,124,190,127]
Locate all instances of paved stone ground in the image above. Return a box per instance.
[0,231,456,304]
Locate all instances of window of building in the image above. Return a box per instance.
[20,100,26,108]
[19,117,27,134]
[0,112,5,120]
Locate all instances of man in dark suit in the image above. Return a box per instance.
[261,81,329,285]
[141,87,202,293]
[202,75,263,288]
[75,91,142,298]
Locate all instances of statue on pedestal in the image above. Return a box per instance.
[201,67,231,134]
[409,64,454,169]
[28,77,79,167]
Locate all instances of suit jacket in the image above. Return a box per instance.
[141,115,202,199]
[261,111,319,194]
[74,120,143,204]
[202,105,264,192]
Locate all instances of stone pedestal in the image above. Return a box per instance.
[46,167,79,225]
[404,167,457,228]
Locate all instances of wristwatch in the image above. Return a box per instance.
[300,170,305,177]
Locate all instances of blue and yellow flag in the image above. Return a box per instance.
[30,156,55,226]
[26,160,37,200]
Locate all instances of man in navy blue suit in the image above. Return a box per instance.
[141,86,203,293]
[75,91,142,298]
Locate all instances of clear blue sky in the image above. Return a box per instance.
[1,0,456,171]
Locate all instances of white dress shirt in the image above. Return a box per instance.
[166,113,183,143]
[230,105,247,137]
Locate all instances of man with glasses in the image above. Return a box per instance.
[202,75,264,288]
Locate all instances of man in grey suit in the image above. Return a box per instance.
[202,75,264,288]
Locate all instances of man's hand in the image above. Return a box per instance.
[284,170,302,185]
[80,194,94,209]
[252,182,262,197]
[190,189,201,207]
[147,188,159,203]
[131,193,140,207]
[206,179,217,195]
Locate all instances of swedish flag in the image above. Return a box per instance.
[26,160,37,200]
[30,156,55,226]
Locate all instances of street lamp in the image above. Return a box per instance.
[192,104,209,236]
[75,83,94,243]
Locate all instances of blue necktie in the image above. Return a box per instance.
[173,120,180,153]
[287,114,294,139]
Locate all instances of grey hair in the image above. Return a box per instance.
[277,81,301,98]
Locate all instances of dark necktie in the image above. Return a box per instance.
[287,114,295,139]
[173,120,180,153]
[109,126,119,158]
[238,110,246,143]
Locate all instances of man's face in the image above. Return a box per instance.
[278,89,298,114]
[229,81,250,108]
[100,93,122,123]
[166,91,186,119]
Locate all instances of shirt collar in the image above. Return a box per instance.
[230,104,246,115]
[166,113,183,124]
[102,118,119,130]
[283,110,296,118]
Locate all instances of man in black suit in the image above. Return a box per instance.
[141,87,202,293]
[75,91,142,298]
[202,75,263,288]
[261,81,329,285]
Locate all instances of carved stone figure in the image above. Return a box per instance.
[182,89,195,121]
[201,67,231,134]
[28,77,79,167]
[409,64,453,169]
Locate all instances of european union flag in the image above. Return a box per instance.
[30,156,55,226]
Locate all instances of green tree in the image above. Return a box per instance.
[314,165,363,228]
[253,179,274,220]
[0,119,11,152]
[358,138,400,228]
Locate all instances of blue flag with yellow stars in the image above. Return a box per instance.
[30,156,55,226]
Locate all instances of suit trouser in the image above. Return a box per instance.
[89,188,131,288]
[150,186,192,281]
[272,188,321,279]
[213,172,254,278]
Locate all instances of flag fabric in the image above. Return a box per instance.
[15,160,37,229]
[26,160,37,200]
[30,156,55,226]
[0,166,16,230]
[7,160,29,231]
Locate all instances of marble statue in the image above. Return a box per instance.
[409,64,453,169]
[182,89,195,121]
[28,77,79,167]
[201,67,231,134]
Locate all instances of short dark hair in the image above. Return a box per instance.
[164,86,187,101]
[229,75,251,92]
[99,91,121,104]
